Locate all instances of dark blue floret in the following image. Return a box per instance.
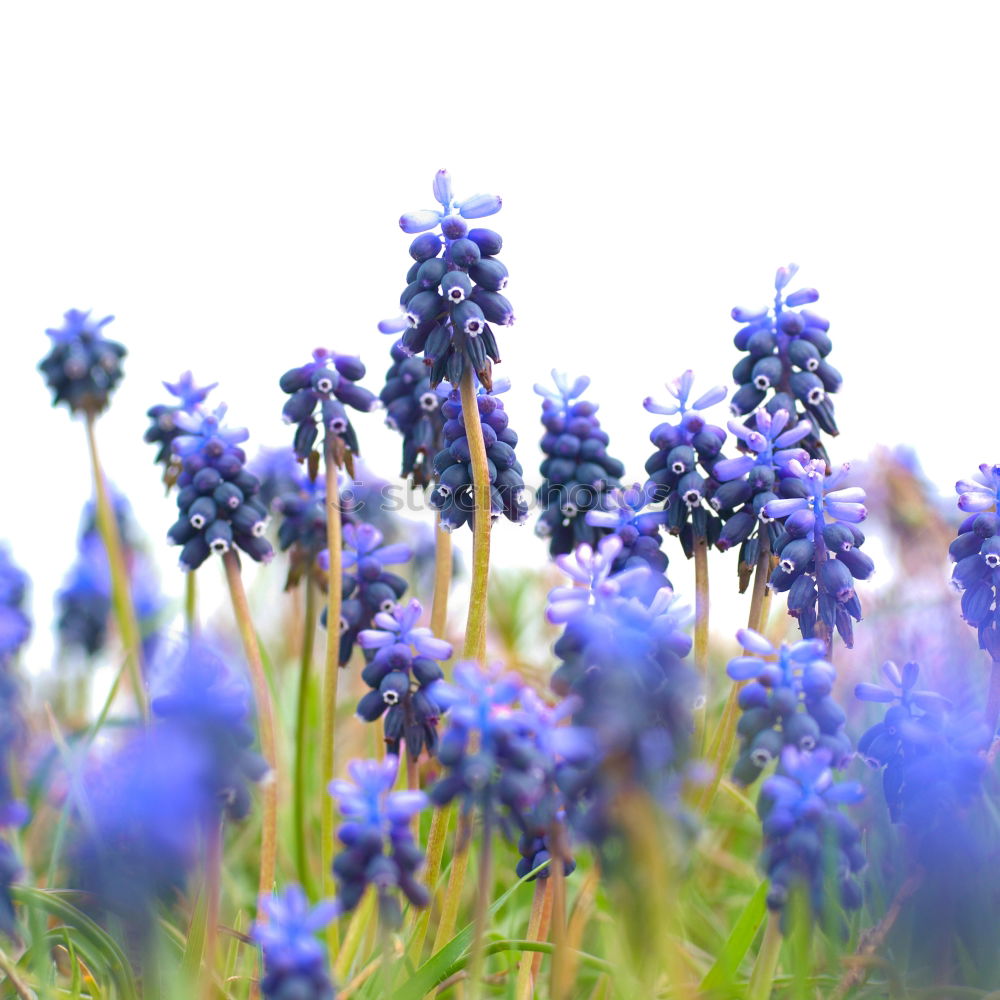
[379,341,446,488]
[144,372,217,485]
[378,170,510,391]
[38,309,126,415]
[729,265,841,464]
[279,348,378,464]
[534,372,627,557]
[428,376,528,532]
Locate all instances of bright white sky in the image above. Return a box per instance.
[2,3,998,668]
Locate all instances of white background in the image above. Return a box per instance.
[2,3,997,666]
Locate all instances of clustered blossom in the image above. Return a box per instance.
[949,464,1000,658]
[727,629,851,786]
[534,371,627,556]
[144,372,217,483]
[356,598,450,760]
[251,446,303,509]
[757,748,865,928]
[167,404,273,570]
[378,170,511,390]
[280,349,378,462]
[252,887,338,1000]
[856,661,989,843]
[547,539,698,864]
[428,376,528,531]
[273,467,331,589]
[38,309,126,415]
[329,756,428,929]
[730,264,842,463]
[711,408,812,583]
[379,342,446,488]
[643,370,729,557]
[323,523,412,665]
[763,459,873,647]
[0,546,29,937]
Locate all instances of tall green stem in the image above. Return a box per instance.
[693,536,710,751]
[84,411,147,718]
[466,816,494,1000]
[408,805,452,963]
[459,368,491,662]
[430,517,452,639]
[293,574,319,898]
[321,433,343,955]
[432,814,471,955]
[221,551,278,909]
[515,880,550,1000]
[185,571,199,634]
[746,911,783,1000]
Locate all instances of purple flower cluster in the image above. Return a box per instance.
[144,372,217,482]
[329,755,428,929]
[730,264,842,464]
[429,376,528,531]
[167,404,273,570]
[38,309,126,415]
[356,598,450,760]
[379,170,511,391]
[280,349,378,462]
[534,371,626,556]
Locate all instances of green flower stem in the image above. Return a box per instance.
[430,516,452,639]
[321,432,344,956]
[431,814,471,955]
[0,944,33,1000]
[698,536,771,815]
[693,535,711,752]
[466,816,494,1000]
[515,879,550,1000]
[333,888,375,983]
[221,551,278,910]
[548,825,571,1000]
[84,410,147,719]
[293,573,319,898]
[459,368,491,662]
[184,571,198,634]
[408,804,452,964]
[746,910,783,1000]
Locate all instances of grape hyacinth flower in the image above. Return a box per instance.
[643,370,729,557]
[856,661,989,835]
[534,371,627,556]
[429,375,528,531]
[949,464,1000,660]
[356,598,450,760]
[38,309,126,415]
[585,482,671,591]
[252,887,338,1000]
[726,629,851,786]
[144,371,217,484]
[273,467,333,589]
[322,523,412,665]
[730,264,842,464]
[250,446,303,510]
[763,458,873,647]
[711,408,812,585]
[329,755,429,928]
[167,404,273,570]
[0,546,31,669]
[279,349,378,464]
[379,341,446,488]
[757,747,865,930]
[378,169,511,390]
[150,638,269,822]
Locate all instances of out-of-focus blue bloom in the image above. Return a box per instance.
[726,629,850,786]
[144,372,217,482]
[251,446,303,510]
[948,464,1000,658]
[280,349,378,462]
[758,747,865,929]
[0,841,20,938]
[379,170,511,391]
[320,522,411,665]
[167,404,273,570]
[274,468,329,589]
[355,598,450,759]
[0,547,30,668]
[644,370,729,558]
[252,887,338,1000]
[429,375,528,531]
[38,309,126,414]
[586,482,671,590]
[329,755,428,928]
[729,264,841,464]
[66,726,206,935]
[534,371,626,557]
[762,458,873,647]
[379,341,446,489]
[150,638,268,822]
